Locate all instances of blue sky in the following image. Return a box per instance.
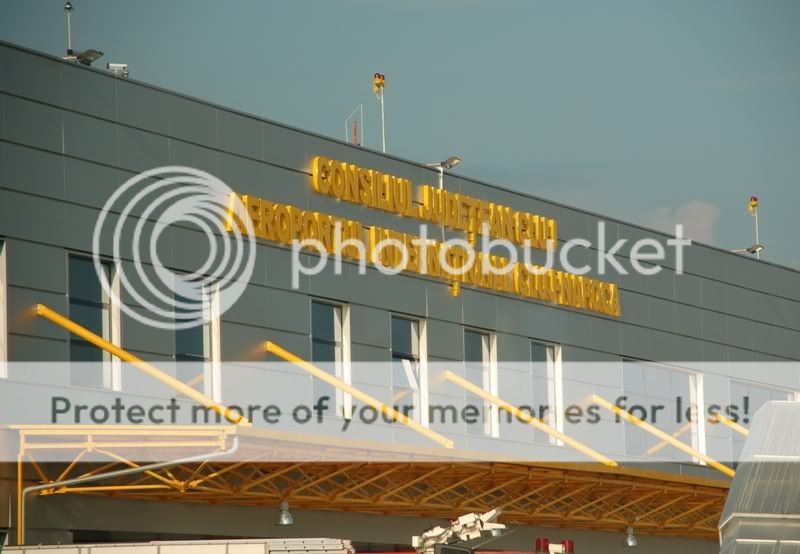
[3,1,799,269]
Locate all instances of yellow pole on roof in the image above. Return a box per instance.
[35,304,250,426]
[264,340,454,449]
[444,370,617,467]
[592,394,735,478]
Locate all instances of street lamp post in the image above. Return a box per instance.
[424,156,462,189]
[731,196,764,260]
[424,157,463,271]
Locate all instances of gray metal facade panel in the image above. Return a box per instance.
[217,109,263,161]
[2,190,66,246]
[0,46,61,105]
[424,319,464,361]
[349,342,390,362]
[262,120,308,172]
[700,309,728,344]
[168,138,219,174]
[561,309,621,353]
[222,155,310,210]
[351,268,428,316]
[220,282,270,329]
[265,288,311,335]
[116,80,172,135]
[461,288,497,330]
[675,271,703,305]
[0,140,65,199]
[62,109,118,166]
[425,281,463,322]
[7,285,68,342]
[60,61,118,121]
[264,245,309,292]
[726,251,800,302]
[116,125,171,172]
[349,304,391,349]
[7,333,67,363]
[615,222,675,264]
[2,93,63,152]
[494,296,529,337]
[618,260,677,299]
[4,239,67,294]
[63,156,134,210]
[61,202,116,254]
[663,299,704,337]
[307,261,354,302]
[166,95,218,148]
[683,241,729,281]
[495,332,531,363]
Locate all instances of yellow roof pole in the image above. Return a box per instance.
[264,341,454,449]
[35,304,250,426]
[714,413,749,436]
[591,394,735,478]
[444,370,617,467]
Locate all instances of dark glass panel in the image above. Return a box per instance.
[311,302,337,343]
[70,299,106,336]
[69,257,108,303]
[464,331,485,363]
[175,325,206,358]
[391,317,414,358]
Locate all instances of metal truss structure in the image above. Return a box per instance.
[12,425,729,542]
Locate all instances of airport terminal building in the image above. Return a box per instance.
[1,41,800,553]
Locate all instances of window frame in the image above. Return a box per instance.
[621,357,703,462]
[463,327,499,438]
[174,282,222,401]
[310,299,352,418]
[67,253,121,390]
[531,340,563,445]
[390,314,428,425]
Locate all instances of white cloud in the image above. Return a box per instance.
[643,201,720,244]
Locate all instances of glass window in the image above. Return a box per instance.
[391,316,421,419]
[311,301,343,407]
[174,285,214,392]
[729,380,793,462]
[622,359,698,462]
[0,241,7,376]
[531,341,557,443]
[464,329,492,436]
[68,255,112,388]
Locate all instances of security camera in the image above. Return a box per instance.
[107,63,129,78]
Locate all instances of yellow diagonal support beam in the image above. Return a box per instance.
[264,341,454,449]
[714,413,749,436]
[444,370,617,467]
[36,304,249,426]
[592,394,735,478]
[645,422,693,456]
